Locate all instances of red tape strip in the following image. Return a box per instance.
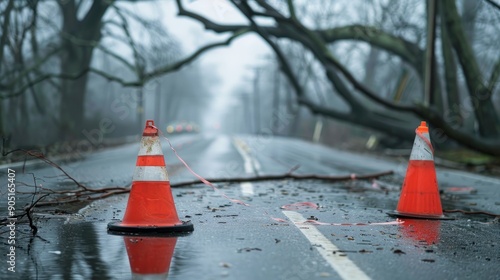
[154,126,249,206]
[415,129,434,154]
[136,155,165,166]
[153,125,401,227]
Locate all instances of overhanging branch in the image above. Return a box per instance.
[317,25,423,72]
[174,0,500,155]
[0,29,250,99]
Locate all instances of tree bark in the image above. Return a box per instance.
[58,0,112,139]
[0,0,14,74]
[318,25,424,74]
[461,0,478,43]
[441,0,500,138]
[439,3,462,128]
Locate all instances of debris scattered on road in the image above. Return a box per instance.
[298,219,404,226]
[280,201,319,210]
[393,249,406,255]
[333,250,357,254]
[271,217,288,223]
[359,249,373,253]
[237,247,262,253]
[444,187,477,194]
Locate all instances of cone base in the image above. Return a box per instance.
[107,220,194,236]
[387,211,454,220]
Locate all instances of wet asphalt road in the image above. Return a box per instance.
[1,133,499,280]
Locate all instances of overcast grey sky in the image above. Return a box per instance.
[131,0,270,128]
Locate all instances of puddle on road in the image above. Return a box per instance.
[6,177,498,279]
[11,221,199,279]
[399,219,441,245]
[122,236,177,278]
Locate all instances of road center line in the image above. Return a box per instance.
[282,211,371,280]
[233,138,258,196]
[233,138,261,174]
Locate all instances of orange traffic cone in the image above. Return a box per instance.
[388,121,451,220]
[108,120,194,234]
[124,236,177,279]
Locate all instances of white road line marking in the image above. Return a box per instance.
[233,138,261,174]
[240,182,255,197]
[283,211,371,280]
[233,138,253,173]
[233,138,257,196]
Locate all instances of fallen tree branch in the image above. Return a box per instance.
[32,170,393,206]
[443,209,500,218]
[3,148,88,190]
[24,194,49,235]
[34,188,131,207]
[170,170,394,188]
[2,140,392,208]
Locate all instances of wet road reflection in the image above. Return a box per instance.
[10,219,201,280]
[122,236,177,279]
[58,223,113,279]
[400,219,441,245]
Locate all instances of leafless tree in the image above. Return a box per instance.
[0,0,240,144]
[2,0,499,156]
[169,0,500,156]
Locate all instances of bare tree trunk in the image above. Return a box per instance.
[440,3,462,128]
[57,0,112,140]
[419,0,444,115]
[442,0,500,138]
[0,0,14,74]
[59,47,92,139]
[461,0,479,43]
[253,67,261,134]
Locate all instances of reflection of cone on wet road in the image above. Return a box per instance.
[108,120,194,234]
[400,219,441,245]
[388,121,451,220]
[124,236,177,279]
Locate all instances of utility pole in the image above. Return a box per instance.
[243,93,251,134]
[155,80,161,125]
[253,67,261,134]
[137,88,144,130]
[272,60,281,134]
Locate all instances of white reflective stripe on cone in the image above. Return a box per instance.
[133,166,169,181]
[409,133,434,161]
[138,136,164,156]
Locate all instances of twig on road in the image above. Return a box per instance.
[2,147,88,190]
[31,170,395,207]
[24,194,49,235]
[170,170,394,188]
[443,209,500,218]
